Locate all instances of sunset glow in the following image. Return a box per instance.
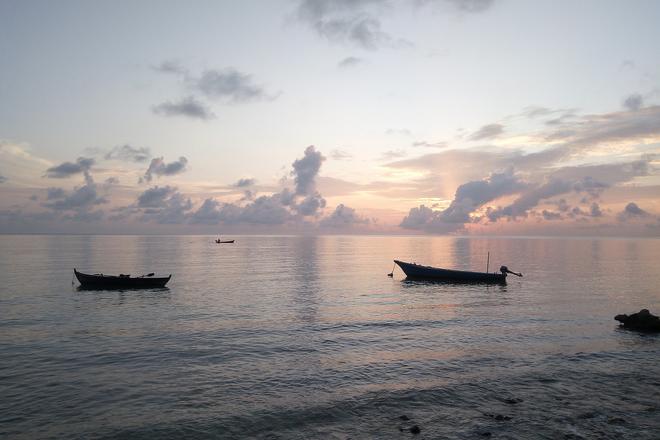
[1,0,659,235]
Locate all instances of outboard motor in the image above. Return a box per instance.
[500,266,523,277]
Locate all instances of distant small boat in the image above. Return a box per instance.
[215,239,235,244]
[74,269,171,289]
[393,260,521,284]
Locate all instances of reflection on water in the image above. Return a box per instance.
[0,235,659,439]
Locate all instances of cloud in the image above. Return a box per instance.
[190,146,330,226]
[436,168,525,223]
[380,149,407,160]
[137,185,177,208]
[384,104,660,198]
[135,186,192,224]
[444,0,494,12]
[194,68,271,103]
[412,140,447,148]
[43,182,106,211]
[330,149,352,160]
[484,167,640,223]
[320,204,370,227]
[44,157,94,178]
[617,202,650,221]
[295,192,327,216]
[153,61,275,105]
[620,59,635,70]
[63,210,105,223]
[188,198,223,224]
[554,198,570,212]
[396,154,644,231]
[521,106,554,118]
[104,145,151,163]
[541,210,562,220]
[400,169,525,231]
[623,93,643,111]
[338,56,364,67]
[295,0,492,50]
[145,194,192,224]
[545,105,660,149]
[400,205,435,229]
[468,123,504,141]
[142,156,188,182]
[232,194,293,224]
[234,178,256,187]
[386,128,412,136]
[46,187,66,200]
[486,178,574,222]
[152,96,215,120]
[240,190,255,201]
[551,159,650,190]
[0,175,6,183]
[152,60,187,76]
[296,0,393,50]
[105,177,120,185]
[292,145,325,196]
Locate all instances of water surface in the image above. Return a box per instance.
[1,235,659,439]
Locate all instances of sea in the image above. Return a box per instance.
[1,235,659,439]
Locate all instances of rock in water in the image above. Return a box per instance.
[410,425,421,434]
[614,309,660,332]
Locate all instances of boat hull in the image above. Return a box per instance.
[74,269,171,289]
[215,240,235,243]
[394,260,506,284]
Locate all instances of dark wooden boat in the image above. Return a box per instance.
[74,269,171,289]
[393,260,521,284]
[215,239,235,243]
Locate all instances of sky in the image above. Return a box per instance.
[1,0,659,236]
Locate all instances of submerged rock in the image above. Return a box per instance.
[409,425,421,434]
[614,309,660,332]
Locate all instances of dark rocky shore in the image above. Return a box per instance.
[615,309,660,332]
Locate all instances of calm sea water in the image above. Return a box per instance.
[1,235,659,439]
